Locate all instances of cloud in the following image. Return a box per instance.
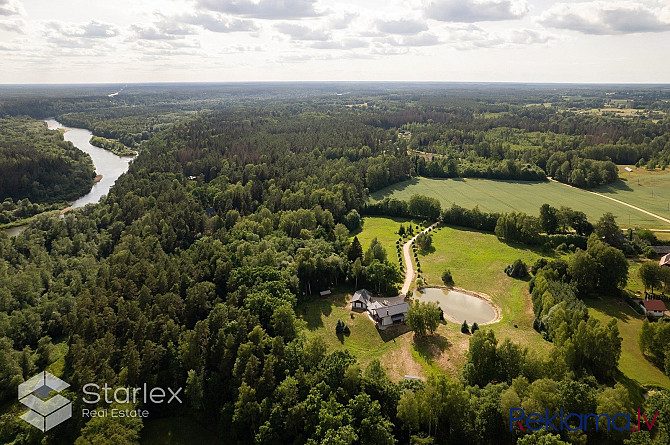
[197,0,321,20]
[181,12,258,33]
[130,24,186,40]
[310,38,368,49]
[385,32,440,46]
[329,12,358,30]
[376,19,428,35]
[540,1,670,35]
[0,0,19,16]
[426,0,528,22]
[0,18,22,32]
[46,21,119,39]
[275,23,329,41]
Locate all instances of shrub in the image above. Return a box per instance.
[461,320,469,334]
[505,259,528,278]
[470,322,479,334]
[441,269,454,287]
[531,258,548,275]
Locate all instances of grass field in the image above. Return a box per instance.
[586,298,670,389]
[370,177,670,229]
[418,225,552,354]
[593,166,670,225]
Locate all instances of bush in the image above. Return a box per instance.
[470,322,479,334]
[441,269,454,287]
[531,258,548,275]
[505,259,528,278]
[343,325,350,335]
[461,320,469,334]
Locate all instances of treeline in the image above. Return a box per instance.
[416,156,547,181]
[0,198,65,226]
[0,117,95,203]
[89,136,136,156]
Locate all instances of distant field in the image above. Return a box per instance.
[370,177,670,229]
[593,166,670,226]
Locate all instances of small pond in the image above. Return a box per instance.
[414,287,496,325]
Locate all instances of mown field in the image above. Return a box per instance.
[370,177,670,229]
[593,165,670,224]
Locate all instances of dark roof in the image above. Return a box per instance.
[351,289,372,304]
[643,299,667,312]
[370,302,409,318]
[652,246,670,255]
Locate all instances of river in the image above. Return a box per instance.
[3,120,134,237]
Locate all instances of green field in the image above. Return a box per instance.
[418,225,551,353]
[593,166,670,225]
[370,177,670,229]
[587,298,670,389]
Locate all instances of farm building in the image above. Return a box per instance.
[639,299,667,318]
[351,289,373,309]
[659,254,670,267]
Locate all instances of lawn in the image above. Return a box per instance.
[586,298,670,389]
[353,215,420,266]
[418,224,552,355]
[370,177,670,229]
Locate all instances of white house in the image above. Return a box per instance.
[351,289,409,327]
[640,299,667,318]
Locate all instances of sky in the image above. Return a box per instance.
[0,0,669,84]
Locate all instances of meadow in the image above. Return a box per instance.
[593,166,670,224]
[370,177,670,229]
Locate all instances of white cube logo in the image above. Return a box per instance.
[18,371,72,432]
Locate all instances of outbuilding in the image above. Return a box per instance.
[640,299,667,318]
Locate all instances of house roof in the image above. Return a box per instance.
[643,299,667,312]
[660,254,670,266]
[370,302,409,318]
[351,289,372,304]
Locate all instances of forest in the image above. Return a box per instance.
[0,84,670,444]
[0,117,95,204]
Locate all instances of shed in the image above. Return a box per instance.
[319,290,332,297]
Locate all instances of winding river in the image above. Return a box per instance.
[3,120,134,236]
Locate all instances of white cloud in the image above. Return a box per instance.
[46,20,119,39]
[310,38,368,49]
[181,12,258,33]
[540,1,670,35]
[275,23,329,41]
[384,32,440,46]
[426,0,528,22]
[197,0,321,20]
[0,0,20,16]
[376,19,428,35]
[329,12,358,30]
[0,18,22,32]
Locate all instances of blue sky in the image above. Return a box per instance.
[0,0,669,83]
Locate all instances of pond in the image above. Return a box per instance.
[414,287,496,325]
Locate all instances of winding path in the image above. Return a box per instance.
[548,178,670,227]
[401,222,439,296]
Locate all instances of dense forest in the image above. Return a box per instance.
[0,117,95,204]
[0,85,670,444]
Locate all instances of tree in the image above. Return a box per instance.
[595,212,623,249]
[185,369,204,410]
[406,301,441,337]
[351,257,363,289]
[408,195,441,220]
[343,209,361,231]
[441,270,454,287]
[461,320,469,334]
[348,236,363,262]
[470,322,479,334]
[415,232,432,252]
[517,432,569,445]
[505,259,528,278]
[639,262,662,294]
[399,224,406,237]
[540,204,558,235]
